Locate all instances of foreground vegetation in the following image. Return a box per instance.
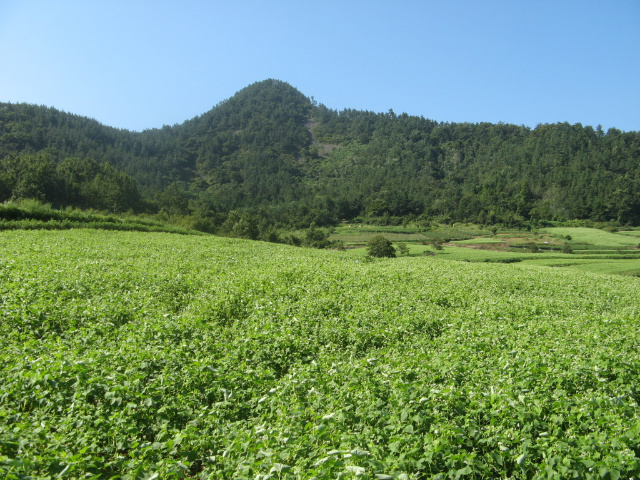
[1,230,639,479]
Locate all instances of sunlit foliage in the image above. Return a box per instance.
[1,230,638,478]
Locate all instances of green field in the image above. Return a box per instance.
[545,227,640,248]
[1,229,639,479]
[334,225,640,277]
[450,238,505,245]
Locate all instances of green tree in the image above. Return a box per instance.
[57,157,101,207]
[220,210,259,240]
[516,180,534,219]
[367,235,396,258]
[304,223,330,248]
[88,163,142,212]
[156,182,191,215]
[5,153,59,202]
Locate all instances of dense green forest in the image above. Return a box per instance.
[1,79,639,233]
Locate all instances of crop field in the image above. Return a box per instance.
[544,228,639,248]
[337,225,640,277]
[1,230,640,479]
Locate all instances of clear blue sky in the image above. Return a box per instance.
[1,1,638,132]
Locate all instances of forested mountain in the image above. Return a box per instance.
[1,79,639,230]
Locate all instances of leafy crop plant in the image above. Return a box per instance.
[0,230,639,479]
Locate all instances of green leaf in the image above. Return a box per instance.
[350,448,370,458]
[270,463,291,473]
[456,466,472,478]
[389,441,401,453]
[345,466,365,475]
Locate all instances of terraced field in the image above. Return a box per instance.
[333,225,640,277]
[1,230,639,479]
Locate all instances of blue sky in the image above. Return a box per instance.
[1,1,638,132]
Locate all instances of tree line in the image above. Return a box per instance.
[0,153,143,213]
[1,79,639,232]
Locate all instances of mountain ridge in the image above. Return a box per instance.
[1,79,639,230]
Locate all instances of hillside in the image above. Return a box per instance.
[1,79,640,229]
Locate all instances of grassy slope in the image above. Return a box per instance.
[1,230,639,479]
[0,200,203,235]
[545,227,640,247]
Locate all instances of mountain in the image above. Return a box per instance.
[1,79,639,229]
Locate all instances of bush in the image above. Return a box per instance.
[304,224,330,248]
[367,235,396,258]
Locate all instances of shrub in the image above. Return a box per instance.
[367,235,396,258]
[304,224,330,248]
